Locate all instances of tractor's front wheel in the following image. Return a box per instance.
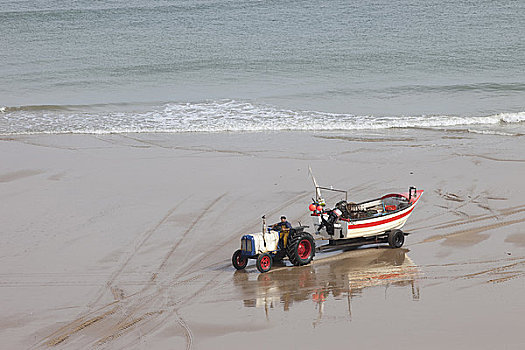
[287,232,315,266]
[256,253,273,273]
[232,249,248,270]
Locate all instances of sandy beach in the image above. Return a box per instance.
[1,129,524,349]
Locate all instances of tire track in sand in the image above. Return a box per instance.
[420,216,525,245]
[410,204,525,233]
[89,197,190,308]
[78,194,227,349]
[150,193,227,282]
[36,197,194,348]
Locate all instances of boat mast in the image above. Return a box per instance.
[309,166,323,203]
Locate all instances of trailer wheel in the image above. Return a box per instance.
[232,249,248,270]
[287,232,315,266]
[256,253,273,273]
[388,229,404,248]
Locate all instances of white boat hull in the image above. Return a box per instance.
[313,190,423,240]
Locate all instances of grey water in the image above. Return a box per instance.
[1,0,524,134]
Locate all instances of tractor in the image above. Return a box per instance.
[231,216,315,273]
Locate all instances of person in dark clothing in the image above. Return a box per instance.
[272,216,293,248]
[272,216,292,231]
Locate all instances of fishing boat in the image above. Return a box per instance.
[309,172,423,250]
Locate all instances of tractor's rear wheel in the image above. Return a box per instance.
[388,229,405,248]
[232,249,248,270]
[256,253,273,273]
[287,232,315,266]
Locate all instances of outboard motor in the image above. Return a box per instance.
[319,208,342,236]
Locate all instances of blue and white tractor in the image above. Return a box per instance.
[231,216,315,273]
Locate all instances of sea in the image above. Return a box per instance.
[1,0,524,135]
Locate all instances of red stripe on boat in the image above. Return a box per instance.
[348,206,415,229]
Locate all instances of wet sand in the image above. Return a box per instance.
[1,130,524,349]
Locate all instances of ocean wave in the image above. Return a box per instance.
[465,129,524,137]
[1,100,524,135]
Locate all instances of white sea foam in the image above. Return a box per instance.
[0,100,524,135]
[466,129,523,137]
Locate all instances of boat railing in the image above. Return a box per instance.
[315,186,347,202]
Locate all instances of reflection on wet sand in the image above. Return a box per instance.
[233,248,420,324]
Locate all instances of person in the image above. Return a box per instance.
[272,216,292,232]
[272,216,293,249]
